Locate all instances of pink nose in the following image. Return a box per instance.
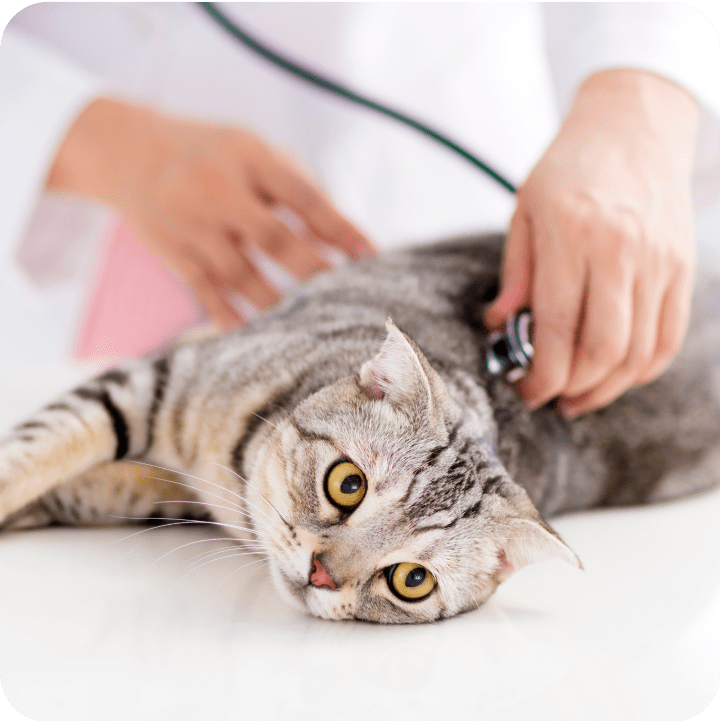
[310,557,337,590]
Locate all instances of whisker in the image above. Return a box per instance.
[182,550,265,577]
[147,498,276,534]
[208,461,279,524]
[133,459,281,533]
[141,473,245,513]
[211,462,292,530]
[130,460,247,506]
[251,411,279,431]
[190,543,265,563]
[150,498,241,517]
[151,536,250,565]
[109,515,259,537]
[109,519,217,547]
[218,557,269,588]
[187,547,264,570]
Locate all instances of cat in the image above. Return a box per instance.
[1,234,719,624]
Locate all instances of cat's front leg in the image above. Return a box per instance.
[0,358,169,529]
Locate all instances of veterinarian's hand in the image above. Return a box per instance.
[48,97,374,330]
[485,69,698,417]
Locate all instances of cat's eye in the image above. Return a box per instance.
[324,460,367,510]
[385,563,436,602]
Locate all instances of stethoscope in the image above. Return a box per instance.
[198,2,534,381]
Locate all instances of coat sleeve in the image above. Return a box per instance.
[542,2,720,207]
[0,27,105,277]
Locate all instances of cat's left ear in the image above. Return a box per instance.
[359,319,450,417]
[494,483,582,582]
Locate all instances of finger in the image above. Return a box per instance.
[515,228,587,409]
[485,209,533,329]
[193,228,282,309]
[254,156,375,258]
[231,206,333,280]
[637,268,693,384]
[226,246,284,310]
[173,253,244,331]
[560,274,662,417]
[562,238,635,397]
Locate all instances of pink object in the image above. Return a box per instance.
[310,557,337,590]
[75,222,202,360]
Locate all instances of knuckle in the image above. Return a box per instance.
[605,218,642,261]
[536,309,576,342]
[632,345,655,374]
[528,363,570,401]
[183,263,209,290]
[661,330,685,359]
[550,193,598,244]
[583,334,627,371]
[603,333,630,368]
[666,244,692,279]
[259,222,291,256]
[292,182,324,215]
[553,192,593,227]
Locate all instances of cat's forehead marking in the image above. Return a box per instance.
[288,416,337,448]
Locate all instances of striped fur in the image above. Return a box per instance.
[1,235,719,623]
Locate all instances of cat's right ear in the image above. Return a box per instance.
[358,319,448,415]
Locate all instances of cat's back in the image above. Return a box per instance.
[228,233,504,380]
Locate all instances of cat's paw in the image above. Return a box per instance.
[0,502,55,532]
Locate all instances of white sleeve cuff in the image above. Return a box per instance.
[0,27,105,288]
[543,2,720,207]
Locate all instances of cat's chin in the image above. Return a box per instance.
[268,562,310,613]
[268,560,356,620]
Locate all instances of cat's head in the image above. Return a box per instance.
[249,320,580,623]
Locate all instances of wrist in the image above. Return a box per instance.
[568,69,699,174]
[47,96,168,214]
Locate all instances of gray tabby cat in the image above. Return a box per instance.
[1,235,719,623]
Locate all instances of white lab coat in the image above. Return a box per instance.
[1,2,719,362]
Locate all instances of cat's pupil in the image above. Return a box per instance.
[340,475,362,494]
[406,568,426,588]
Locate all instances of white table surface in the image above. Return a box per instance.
[0,362,719,721]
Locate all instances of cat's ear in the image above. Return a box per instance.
[493,482,582,582]
[359,319,448,414]
[496,517,582,582]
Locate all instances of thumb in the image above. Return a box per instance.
[485,209,533,329]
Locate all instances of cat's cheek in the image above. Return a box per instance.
[267,561,309,613]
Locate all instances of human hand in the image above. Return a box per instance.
[485,70,698,418]
[48,98,375,330]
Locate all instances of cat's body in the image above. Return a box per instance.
[1,235,719,623]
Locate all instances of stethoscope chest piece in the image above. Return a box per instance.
[485,310,534,382]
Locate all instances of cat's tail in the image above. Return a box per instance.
[0,356,171,528]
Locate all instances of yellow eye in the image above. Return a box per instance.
[386,563,436,601]
[324,461,366,510]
